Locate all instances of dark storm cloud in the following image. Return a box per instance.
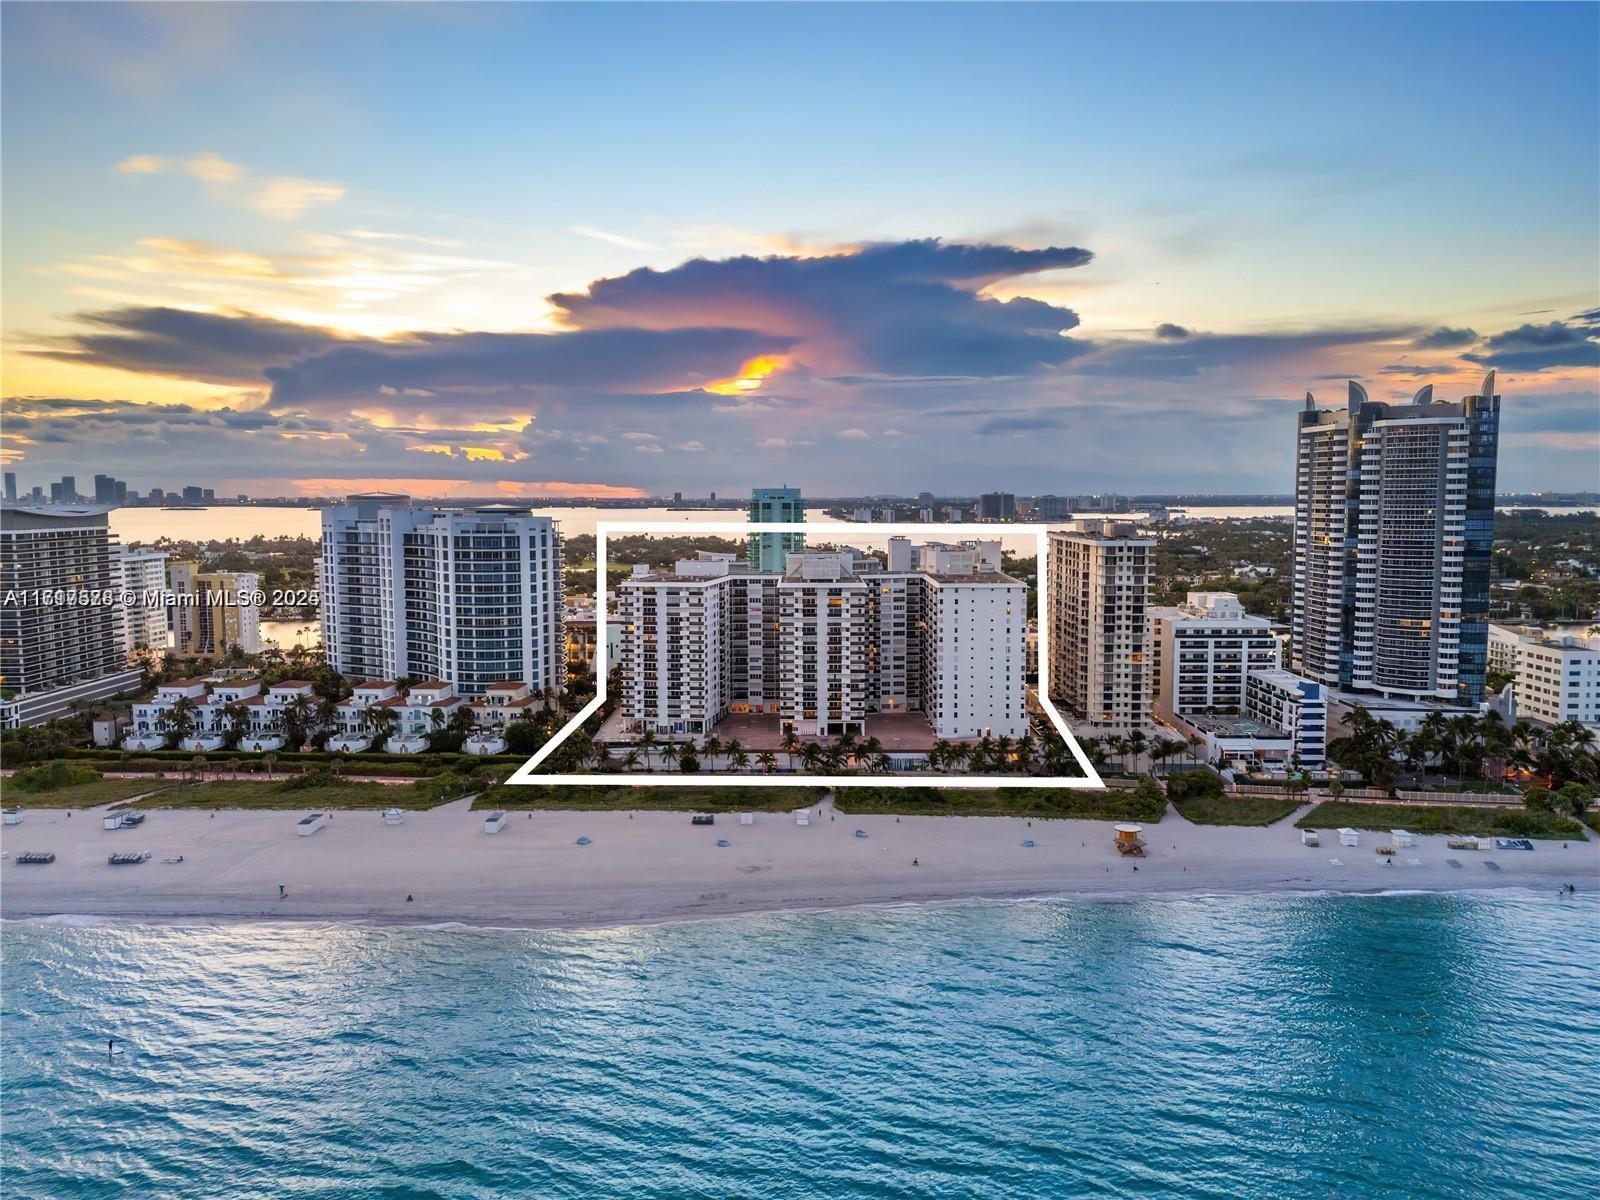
[34,307,349,386]
[264,327,797,408]
[1463,313,1600,372]
[549,238,1096,376]
[1154,323,1191,339]
[1412,326,1479,350]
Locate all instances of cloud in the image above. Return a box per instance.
[836,427,870,438]
[1154,323,1190,339]
[571,225,657,251]
[1378,363,1462,377]
[111,151,344,222]
[1077,325,1415,379]
[548,238,1096,377]
[184,152,242,183]
[1463,313,1600,372]
[34,306,351,385]
[1412,325,1478,350]
[247,177,346,220]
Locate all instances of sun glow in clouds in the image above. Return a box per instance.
[704,354,786,395]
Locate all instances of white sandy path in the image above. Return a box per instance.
[3,799,1597,929]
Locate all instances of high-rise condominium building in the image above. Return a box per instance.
[747,486,805,572]
[1048,520,1154,728]
[0,506,143,728]
[619,545,1026,740]
[978,492,1017,521]
[118,547,171,654]
[320,495,564,697]
[1291,375,1500,705]
[168,562,262,657]
[1149,591,1281,722]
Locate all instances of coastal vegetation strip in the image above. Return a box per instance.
[832,785,1166,821]
[472,785,823,812]
[1297,801,1587,841]
[4,775,174,809]
[129,779,446,810]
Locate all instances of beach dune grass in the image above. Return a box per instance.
[1171,794,1303,827]
[129,780,438,811]
[1297,801,1587,841]
[2,777,175,809]
[832,786,1165,821]
[475,785,824,812]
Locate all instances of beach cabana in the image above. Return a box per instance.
[740,812,755,826]
[1390,830,1414,847]
[1301,829,1320,846]
[795,809,810,826]
[2,808,22,826]
[1338,827,1360,847]
[297,813,328,836]
[383,808,404,826]
[482,811,507,834]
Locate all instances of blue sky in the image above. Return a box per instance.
[3,2,1596,497]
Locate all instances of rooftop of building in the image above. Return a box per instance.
[1180,712,1293,740]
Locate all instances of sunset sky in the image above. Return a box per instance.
[3,2,1597,498]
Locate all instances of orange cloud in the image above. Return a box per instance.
[705,354,786,395]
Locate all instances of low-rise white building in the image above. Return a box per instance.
[237,681,317,752]
[384,680,467,754]
[326,680,401,753]
[1489,623,1600,729]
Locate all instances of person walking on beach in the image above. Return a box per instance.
[278,883,286,899]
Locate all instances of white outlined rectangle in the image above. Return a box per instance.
[507,522,1104,789]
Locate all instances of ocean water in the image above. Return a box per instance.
[3,894,1597,1199]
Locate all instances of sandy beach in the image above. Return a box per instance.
[4,796,1597,929]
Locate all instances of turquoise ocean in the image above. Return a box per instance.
[4,892,1597,1199]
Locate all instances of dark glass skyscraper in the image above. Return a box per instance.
[1291,373,1500,705]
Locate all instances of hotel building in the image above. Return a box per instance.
[747,486,805,572]
[1488,624,1600,730]
[618,544,1027,741]
[1291,374,1500,705]
[1048,521,1153,729]
[319,495,564,698]
[0,505,143,728]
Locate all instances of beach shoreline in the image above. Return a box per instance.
[5,799,1596,932]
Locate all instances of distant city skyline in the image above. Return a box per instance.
[2,4,1596,497]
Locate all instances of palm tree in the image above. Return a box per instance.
[702,734,724,768]
[366,704,399,748]
[638,729,658,770]
[1124,729,1149,772]
[168,695,199,742]
[781,729,802,772]
[283,694,314,750]
[221,701,250,749]
[262,751,278,778]
[798,743,824,773]
[757,750,778,774]
[621,748,642,773]
[858,736,885,774]
[729,745,750,773]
